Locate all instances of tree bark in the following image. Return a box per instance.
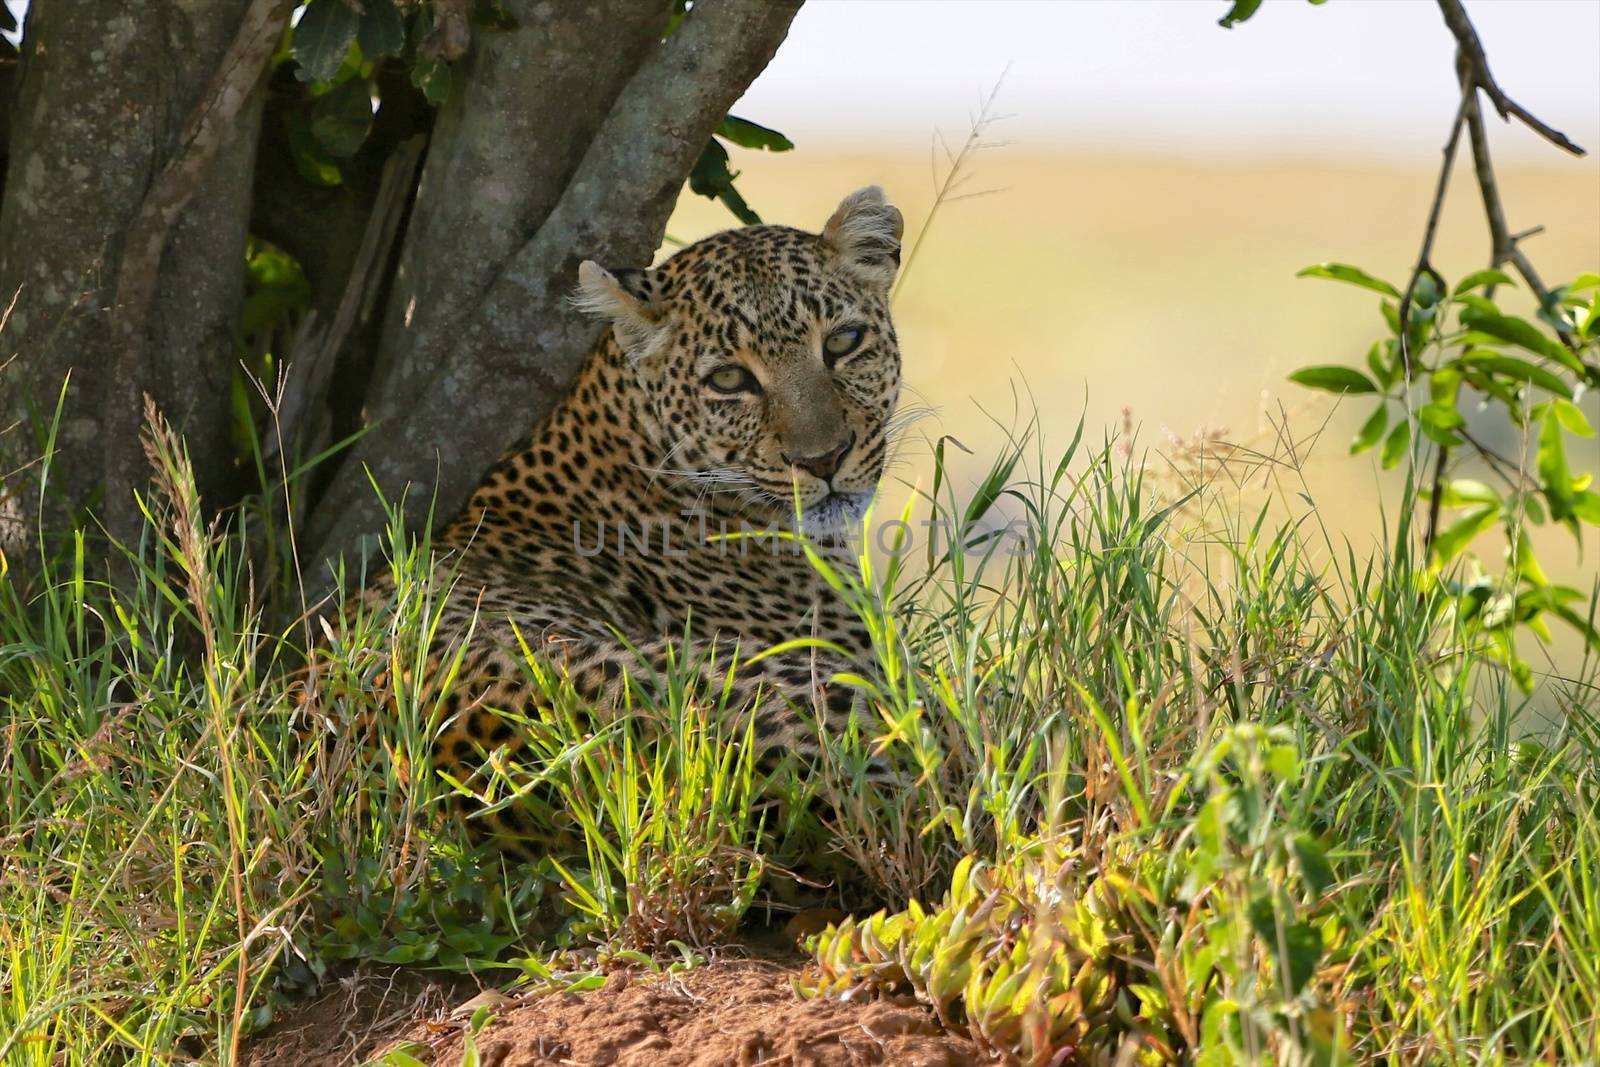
[363,0,671,431]
[304,0,804,574]
[0,0,265,569]
[0,0,802,585]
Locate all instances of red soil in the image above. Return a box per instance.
[246,959,994,1067]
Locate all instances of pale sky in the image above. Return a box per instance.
[5,0,1595,160]
[732,0,1600,159]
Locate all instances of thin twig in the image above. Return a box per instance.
[1397,84,1473,379]
[1460,59,1592,367]
[1407,79,1476,559]
[1436,0,1586,157]
[1422,442,1451,560]
[893,69,1011,303]
[1462,87,1511,264]
[1457,428,1535,488]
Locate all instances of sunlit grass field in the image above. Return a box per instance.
[4,410,1598,1063]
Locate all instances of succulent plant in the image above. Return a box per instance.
[798,847,1183,1066]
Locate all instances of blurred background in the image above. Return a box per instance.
[669,0,1600,689]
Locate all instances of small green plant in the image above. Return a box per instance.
[1266,0,1598,689]
[801,846,1181,1063]
[800,723,1350,1067]
[1289,264,1599,687]
[357,1004,495,1067]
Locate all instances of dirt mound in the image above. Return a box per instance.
[424,961,988,1067]
[248,959,992,1067]
[243,967,471,1067]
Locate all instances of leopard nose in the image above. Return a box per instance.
[784,431,856,480]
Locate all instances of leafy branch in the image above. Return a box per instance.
[1254,0,1599,687]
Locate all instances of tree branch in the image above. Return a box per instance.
[272,135,427,467]
[307,0,804,570]
[101,0,294,544]
[1460,56,1590,366]
[1396,84,1472,378]
[1435,0,1586,157]
[356,0,670,463]
[1411,1,1595,556]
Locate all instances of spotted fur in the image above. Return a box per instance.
[332,187,905,856]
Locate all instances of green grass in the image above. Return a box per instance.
[1,401,1597,1066]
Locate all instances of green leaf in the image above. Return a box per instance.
[1538,407,1575,523]
[1366,339,1399,390]
[366,1051,431,1067]
[356,0,406,59]
[1296,262,1401,298]
[1413,271,1441,309]
[1351,404,1388,455]
[1291,833,1335,896]
[1438,479,1499,506]
[1459,351,1573,399]
[1573,490,1600,524]
[1568,272,1600,293]
[1418,402,1465,446]
[311,78,374,158]
[1282,922,1323,995]
[1452,269,1516,297]
[1248,898,1322,995]
[284,111,343,186]
[1381,419,1411,470]
[1429,363,1462,404]
[411,56,452,106]
[295,0,361,83]
[1511,532,1549,583]
[689,138,761,225]
[1553,397,1595,437]
[1420,402,1464,430]
[1460,307,1581,371]
[1218,0,1264,27]
[1536,288,1578,336]
[716,115,794,152]
[1381,299,1402,337]
[1267,743,1299,781]
[1288,365,1378,395]
[1431,504,1498,563]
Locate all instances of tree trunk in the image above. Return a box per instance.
[304,0,803,574]
[0,0,803,588]
[0,0,266,568]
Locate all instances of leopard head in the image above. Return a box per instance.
[577,186,904,532]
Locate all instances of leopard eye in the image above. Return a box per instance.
[705,365,759,395]
[823,325,866,365]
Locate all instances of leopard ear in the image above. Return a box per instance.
[822,186,904,288]
[574,261,666,356]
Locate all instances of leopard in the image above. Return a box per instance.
[318,187,907,859]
